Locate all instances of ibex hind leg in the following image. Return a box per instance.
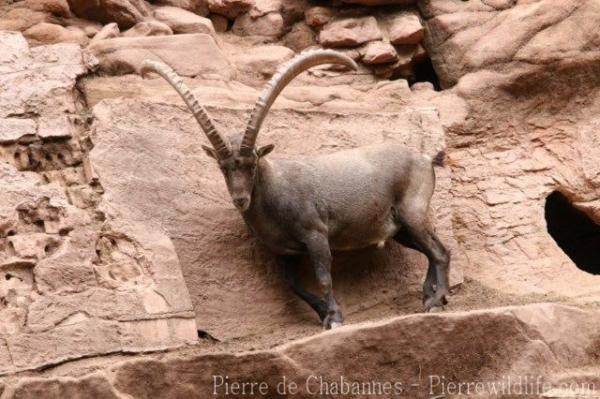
[393,210,450,311]
[393,229,436,302]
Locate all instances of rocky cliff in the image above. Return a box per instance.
[1,0,600,397]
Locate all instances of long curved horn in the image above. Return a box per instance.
[140,60,232,159]
[240,49,358,154]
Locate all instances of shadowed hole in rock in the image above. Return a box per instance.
[545,191,600,275]
[410,56,442,91]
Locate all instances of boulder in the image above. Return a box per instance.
[90,22,120,44]
[389,13,424,45]
[122,20,173,37]
[66,0,151,29]
[304,6,335,27]
[283,21,316,52]
[150,0,209,15]
[24,0,71,17]
[0,8,60,32]
[319,16,382,48]
[153,6,215,35]
[23,22,89,46]
[208,0,253,19]
[361,41,398,64]
[209,14,229,32]
[87,33,233,78]
[231,12,284,38]
[233,44,294,77]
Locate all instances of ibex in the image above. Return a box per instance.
[141,49,450,329]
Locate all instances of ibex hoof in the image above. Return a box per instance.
[423,292,448,312]
[323,314,343,330]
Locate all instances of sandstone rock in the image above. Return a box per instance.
[122,20,173,37]
[11,374,121,399]
[304,6,335,27]
[0,118,37,144]
[0,32,197,374]
[87,33,233,77]
[0,7,60,32]
[37,115,76,140]
[90,22,120,43]
[82,23,102,38]
[208,0,252,19]
[23,22,88,46]
[66,0,151,29]
[361,41,397,64]
[423,0,598,87]
[341,0,416,5]
[153,6,215,35]
[4,304,599,398]
[86,87,456,341]
[232,12,284,38]
[389,13,424,45]
[319,16,382,48]
[233,44,294,77]
[25,0,71,17]
[283,21,316,52]
[280,0,309,24]
[208,14,227,32]
[150,0,209,15]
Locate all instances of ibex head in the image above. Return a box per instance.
[141,49,358,211]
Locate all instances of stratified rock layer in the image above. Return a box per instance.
[0,31,197,375]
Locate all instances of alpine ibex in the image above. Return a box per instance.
[141,49,450,329]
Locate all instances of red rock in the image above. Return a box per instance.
[153,6,215,35]
[87,33,233,77]
[232,12,284,38]
[319,16,382,48]
[23,22,88,46]
[66,0,151,29]
[304,6,335,27]
[361,41,397,64]
[150,0,209,16]
[122,20,173,37]
[389,13,424,45]
[283,21,316,52]
[209,14,229,32]
[25,0,71,17]
[208,0,253,19]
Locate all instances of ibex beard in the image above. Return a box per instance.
[141,49,450,330]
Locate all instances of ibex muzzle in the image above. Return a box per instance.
[141,49,451,330]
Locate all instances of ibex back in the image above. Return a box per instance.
[141,49,450,329]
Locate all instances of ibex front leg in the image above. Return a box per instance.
[304,232,343,329]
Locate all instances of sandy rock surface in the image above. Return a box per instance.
[1,0,600,396]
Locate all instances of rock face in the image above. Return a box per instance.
[0,31,196,375]
[319,17,382,48]
[23,22,89,46]
[208,0,253,19]
[153,5,215,35]
[66,0,151,29]
[418,0,600,301]
[84,75,462,342]
[2,0,600,396]
[87,33,233,77]
[2,304,600,398]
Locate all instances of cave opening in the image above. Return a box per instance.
[410,56,442,91]
[545,191,600,275]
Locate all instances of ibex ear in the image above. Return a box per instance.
[202,145,218,159]
[257,144,275,158]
